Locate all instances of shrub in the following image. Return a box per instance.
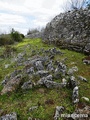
[0,34,14,46]
[20,34,25,39]
[11,31,23,42]
[3,45,17,58]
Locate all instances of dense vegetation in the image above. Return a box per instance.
[0,29,24,46]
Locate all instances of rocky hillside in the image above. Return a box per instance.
[0,39,90,120]
[42,8,90,55]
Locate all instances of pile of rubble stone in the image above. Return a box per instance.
[0,47,89,120]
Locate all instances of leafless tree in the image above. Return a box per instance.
[69,0,87,10]
[63,0,87,11]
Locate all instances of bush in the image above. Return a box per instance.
[0,34,14,46]
[3,45,17,58]
[0,29,24,46]
[11,31,23,42]
[20,34,25,38]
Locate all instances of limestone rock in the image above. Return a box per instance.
[25,31,41,39]
[35,61,44,71]
[21,80,34,90]
[82,56,90,65]
[1,76,9,86]
[42,9,90,55]
[72,105,90,120]
[54,106,64,120]
[29,106,38,112]
[35,70,49,77]
[47,61,54,71]
[72,86,79,104]
[62,78,67,87]
[69,76,77,89]
[26,67,35,74]
[81,97,89,102]
[37,75,53,85]
[78,76,88,82]
[1,74,22,95]
[55,62,67,76]
[10,70,22,79]
[37,75,64,89]
[0,112,17,120]
[67,66,78,75]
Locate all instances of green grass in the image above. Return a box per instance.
[0,38,90,119]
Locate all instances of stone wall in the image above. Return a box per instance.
[42,8,90,55]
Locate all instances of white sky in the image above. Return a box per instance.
[0,0,74,34]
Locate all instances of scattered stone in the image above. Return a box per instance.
[38,77,64,89]
[1,76,9,86]
[10,70,22,79]
[54,106,64,120]
[24,56,48,67]
[67,66,78,75]
[0,112,17,120]
[5,64,10,69]
[35,70,49,77]
[28,117,40,120]
[78,76,88,82]
[21,80,34,90]
[35,61,44,71]
[47,61,54,71]
[17,52,26,58]
[29,106,38,112]
[55,62,67,76]
[82,56,90,64]
[83,43,90,55]
[45,75,53,81]
[71,105,90,120]
[26,67,35,74]
[15,52,25,63]
[51,47,57,54]
[81,97,89,102]
[44,80,60,88]
[49,55,54,59]
[69,76,77,89]
[62,78,67,87]
[72,86,79,104]
[37,75,53,85]
[83,59,90,65]
[1,74,22,95]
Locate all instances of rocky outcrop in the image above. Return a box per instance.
[42,8,90,55]
[25,31,41,39]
